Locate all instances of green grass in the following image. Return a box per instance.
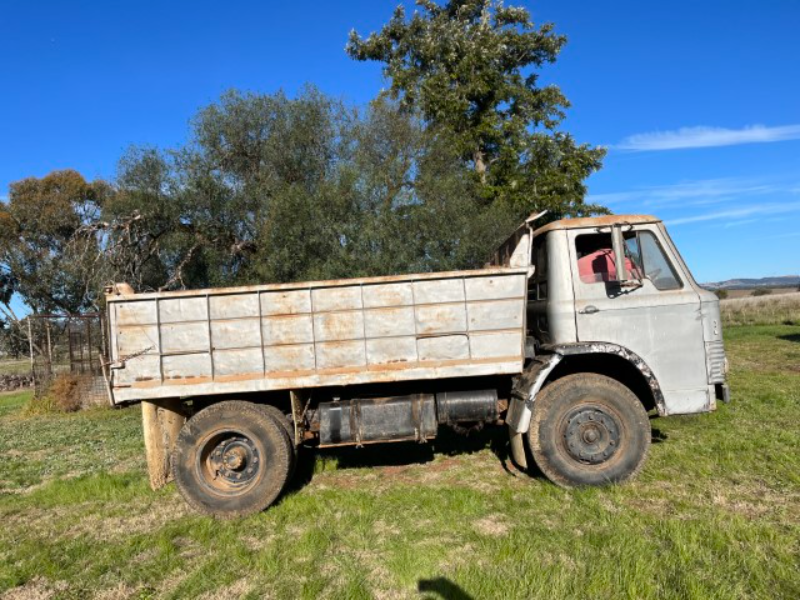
[1,325,799,599]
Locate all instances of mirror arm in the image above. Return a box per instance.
[611,225,628,281]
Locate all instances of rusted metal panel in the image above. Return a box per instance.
[415,304,467,335]
[315,340,366,370]
[160,322,209,354]
[163,353,211,380]
[362,282,413,308]
[107,268,530,404]
[116,301,157,326]
[159,297,208,323]
[213,348,263,377]
[209,294,259,320]
[313,311,364,342]
[262,315,314,345]
[364,307,416,338]
[260,289,312,316]
[469,331,523,359]
[264,344,315,372]
[417,334,470,362]
[366,336,418,365]
[211,319,260,350]
[413,279,464,304]
[467,299,524,331]
[117,325,159,355]
[312,286,362,312]
[464,274,525,301]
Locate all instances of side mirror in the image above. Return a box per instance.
[611,225,642,287]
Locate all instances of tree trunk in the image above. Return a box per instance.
[473,149,487,184]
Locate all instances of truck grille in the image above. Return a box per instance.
[706,340,726,384]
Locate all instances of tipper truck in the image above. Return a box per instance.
[104,213,729,517]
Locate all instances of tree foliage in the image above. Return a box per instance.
[101,89,519,292]
[0,170,110,317]
[347,0,606,214]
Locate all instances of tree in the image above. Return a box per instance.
[102,89,512,291]
[0,170,111,322]
[347,0,606,217]
[752,288,772,297]
[714,289,728,300]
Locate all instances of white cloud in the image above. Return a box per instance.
[665,201,800,226]
[587,177,787,209]
[616,124,800,151]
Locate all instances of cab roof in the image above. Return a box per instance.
[532,214,660,236]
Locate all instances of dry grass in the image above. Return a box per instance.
[721,291,800,326]
[23,374,102,416]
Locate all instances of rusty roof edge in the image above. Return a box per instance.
[532,214,660,237]
[106,266,531,302]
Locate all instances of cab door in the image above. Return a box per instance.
[568,224,710,414]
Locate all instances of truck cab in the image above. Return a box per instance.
[526,215,728,415]
[500,214,729,483]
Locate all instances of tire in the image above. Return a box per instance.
[172,400,293,518]
[256,403,297,478]
[527,373,650,487]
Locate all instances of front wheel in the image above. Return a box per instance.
[172,401,293,518]
[527,374,650,487]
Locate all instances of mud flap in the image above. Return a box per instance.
[142,399,186,490]
[509,428,528,470]
[507,353,563,470]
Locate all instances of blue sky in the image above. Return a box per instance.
[1,0,798,285]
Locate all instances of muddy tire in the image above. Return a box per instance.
[256,403,297,478]
[527,374,650,487]
[172,400,292,518]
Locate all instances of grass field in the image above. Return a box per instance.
[1,325,798,599]
[0,358,33,376]
[720,293,800,326]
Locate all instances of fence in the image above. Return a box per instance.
[21,313,110,406]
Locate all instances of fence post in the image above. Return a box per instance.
[45,319,53,378]
[27,316,35,395]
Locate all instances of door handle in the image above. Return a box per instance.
[579,305,600,315]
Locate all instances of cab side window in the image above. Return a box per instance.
[575,233,642,284]
[575,230,680,290]
[633,231,682,290]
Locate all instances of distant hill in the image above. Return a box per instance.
[703,275,800,290]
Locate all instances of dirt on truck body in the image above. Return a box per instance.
[104,213,730,517]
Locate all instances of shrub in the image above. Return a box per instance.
[49,373,86,412]
[714,289,729,300]
[752,288,772,297]
[25,373,90,415]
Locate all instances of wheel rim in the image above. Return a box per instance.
[196,429,264,496]
[561,404,622,465]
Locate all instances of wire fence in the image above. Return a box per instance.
[3,313,111,407]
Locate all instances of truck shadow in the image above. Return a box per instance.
[285,425,528,493]
[285,423,671,494]
[418,578,474,600]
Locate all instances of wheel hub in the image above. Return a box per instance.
[563,407,620,465]
[208,436,260,485]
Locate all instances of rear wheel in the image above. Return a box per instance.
[527,374,650,487]
[172,400,292,518]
